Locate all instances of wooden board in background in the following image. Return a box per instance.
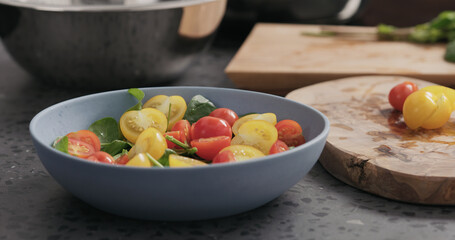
[286,76,455,205]
[226,23,455,95]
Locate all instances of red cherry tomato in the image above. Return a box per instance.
[191,136,231,161]
[275,119,303,140]
[116,154,130,165]
[190,116,232,140]
[388,81,418,111]
[282,134,306,147]
[269,140,289,155]
[171,119,191,144]
[209,108,239,127]
[213,149,236,164]
[164,131,185,149]
[66,130,101,152]
[87,151,115,164]
[67,138,96,158]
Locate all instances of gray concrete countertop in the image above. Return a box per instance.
[1,24,455,240]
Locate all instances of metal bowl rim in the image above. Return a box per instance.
[0,0,219,12]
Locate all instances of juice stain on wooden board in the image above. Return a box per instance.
[287,75,455,204]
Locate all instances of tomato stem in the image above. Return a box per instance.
[165,135,189,149]
[165,135,198,156]
[146,153,164,168]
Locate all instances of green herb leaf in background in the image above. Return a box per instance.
[445,41,455,62]
[127,88,145,111]
[89,117,122,144]
[377,11,455,63]
[184,95,216,124]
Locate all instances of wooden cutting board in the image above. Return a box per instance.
[287,76,455,205]
[226,23,455,95]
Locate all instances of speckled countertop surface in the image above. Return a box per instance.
[1,22,455,240]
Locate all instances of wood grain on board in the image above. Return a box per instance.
[226,23,455,95]
[286,76,455,205]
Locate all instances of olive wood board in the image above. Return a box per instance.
[226,23,455,96]
[286,76,455,205]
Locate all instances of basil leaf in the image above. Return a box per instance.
[127,88,145,111]
[157,149,177,167]
[184,95,216,124]
[89,117,121,144]
[54,136,69,154]
[101,140,132,156]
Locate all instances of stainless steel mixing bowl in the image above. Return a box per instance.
[0,0,226,89]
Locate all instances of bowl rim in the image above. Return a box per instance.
[0,0,220,12]
[29,86,330,171]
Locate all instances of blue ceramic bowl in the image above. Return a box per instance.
[29,87,329,221]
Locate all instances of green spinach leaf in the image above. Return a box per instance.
[157,149,177,167]
[127,88,145,111]
[89,117,121,144]
[101,140,132,156]
[113,149,129,160]
[53,136,69,154]
[184,95,216,124]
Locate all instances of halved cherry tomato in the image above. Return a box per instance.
[164,131,185,149]
[66,130,101,152]
[191,136,231,161]
[238,120,278,154]
[275,119,303,140]
[171,119,191,144]
[126,153,151,167]
[87,151,115,164]
[190,116,232,140]
[282,134,306,147]
[134,127,167,160]
[388,81,418,111]
[119,108,167,143]
[209,108,239,127]
[143,95,187,130]
[212,150,236,164]
[116,154,130,165]
[232,113,277,135]
[67,138,96,158]
[269,140,289,155]
[169,154,207,167]
[219,145,265,161]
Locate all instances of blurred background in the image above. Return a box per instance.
[221,0,455,41]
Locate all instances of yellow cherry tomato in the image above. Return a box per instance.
[143,95,187,131]
[127,145,136,159]
[403,90,452,130]
[421,85,455,109]
[119,108,167,143]
[237,120,278,154]
[219,145,265,161]
[134,127,167,160]
[231,135,246,145]
[232,113,277,136]
[169,154,207,167]
[126,153,152,168]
